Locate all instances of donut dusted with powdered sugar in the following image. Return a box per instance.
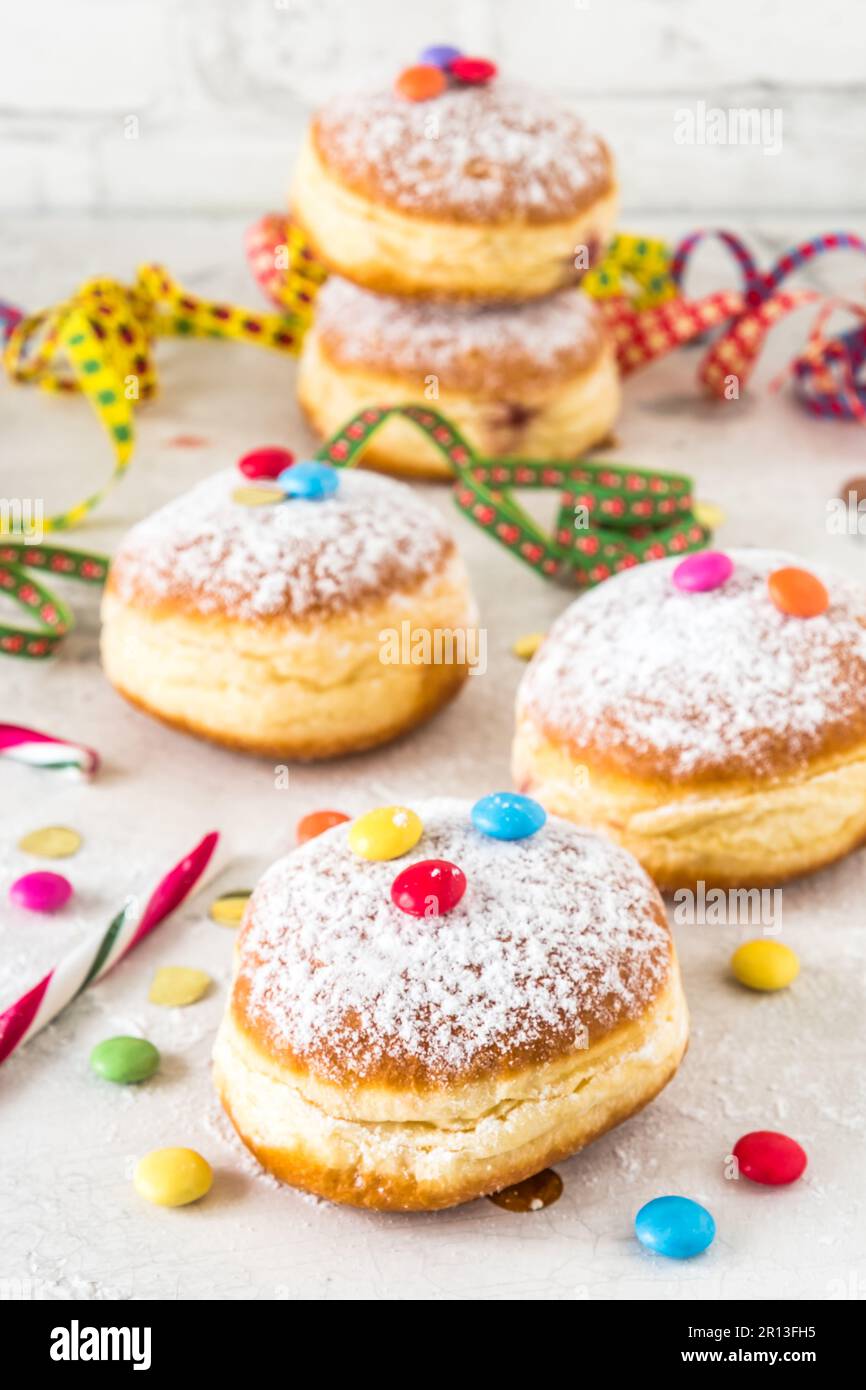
[101,467,476,759]
[292,81,618,300]
[213,797,688,1210]
[513,549,866,888]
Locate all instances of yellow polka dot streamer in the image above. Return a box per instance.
[582,232,678,310]
[1,266,308,533]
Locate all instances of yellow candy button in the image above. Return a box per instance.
[18,825,82,858]
[513,632,545,661]
[231,485,285,507]
[731,939,800,992]
[134,1147,213,1207]
[347,805,423,861]
[148,966,211,1006]
[208,890,252,926]
[694,501,727,531]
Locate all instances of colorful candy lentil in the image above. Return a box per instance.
[391,859,467,917]
[148,966,211,1007]
[296,809,350,845]
[395,64,447,101]
[731,939,800,991]
[419,44,462,69]
[278,460,339,500]
[18,825,81,858]
[471,792,546,841]
[635,1195,716,1259]
[732,1131,807,1186]
[133,1147,212,1207]
[9,870,72,913]
[90,1035,160,1084]
[672,550,733,593]
[768,566,829,618]
[348,806,423,861]
[208,891,252,926]
[238,446,295,480]
[449,56,498,84]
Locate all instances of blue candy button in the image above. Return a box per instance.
[635,1196,716,1260]
[419,44,462,69]
[279,461,339,501]
[471,792,547,841]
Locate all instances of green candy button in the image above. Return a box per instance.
[89,1035,160,1084]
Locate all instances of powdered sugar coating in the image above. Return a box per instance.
[312,82,613,223]
[108,468,454,621]
[519,549,866,780]
[234,798,671,1085]
[314,277,605,391]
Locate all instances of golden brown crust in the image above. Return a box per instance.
[101,556,476,761]
[216,1051,680,1211]
[298,330,622,479]
[513,717,866,890]
[108,656,469,761]
[212,966,689,1211]
[309,84,614,226]
[312,278,607,395]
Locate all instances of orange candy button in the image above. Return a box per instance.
[768,566,829,619]
[395,64,447,102]
[296,810,350,846]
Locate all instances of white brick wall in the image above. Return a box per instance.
[1,0,863,215]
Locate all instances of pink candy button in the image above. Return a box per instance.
[672,550,733,593]
[10,870,73,913]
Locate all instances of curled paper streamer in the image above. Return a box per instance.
[0,831,220,1067]
[0,541,108,658]
[248,213,866,419]
[601,228,866,420]
[0,267,305,531]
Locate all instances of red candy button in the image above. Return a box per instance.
[449,56,498,84]
[733,1131,807,1186]
[296,810,350,845]
[238,447,295,480]
[767,566,829,619]
[391,859,467,917]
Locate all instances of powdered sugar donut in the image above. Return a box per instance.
[298,278,620,478]
[213,797,688,1210]
[101,468,476,759]
[292,82,617,299]
[513,549,866,888]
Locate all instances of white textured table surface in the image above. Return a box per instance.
[1,218,865,1302]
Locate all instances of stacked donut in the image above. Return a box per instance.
[293,45,621,478]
